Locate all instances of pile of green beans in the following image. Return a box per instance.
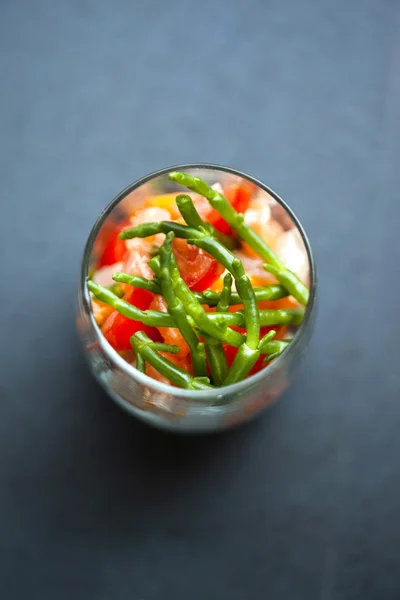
[88,172,308,389]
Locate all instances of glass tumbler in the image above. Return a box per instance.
[77,164,316,433]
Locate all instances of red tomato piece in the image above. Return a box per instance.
[98,222,129,268]
[172,238,224,291]
[208,182,253,235]
[124,287,154,310]
[191,259,225,292]
[223,344,238,369]
[101,288,160,351]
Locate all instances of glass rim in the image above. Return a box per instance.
[80,163,317,400]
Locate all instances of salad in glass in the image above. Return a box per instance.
[78,165,316,432]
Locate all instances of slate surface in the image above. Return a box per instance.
[1,1,400,598]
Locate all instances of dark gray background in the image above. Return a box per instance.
[1,1,399,598]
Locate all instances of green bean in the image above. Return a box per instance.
[131,331,212,390]
[259,308,304,326]
[175,194,215,236]
[112,272,160,294]
[147,256,161,276]
[223,342,260,385]
[173,193,236,250]
[261,339,291,359]
[119,221,203,241]
[201,331,228,386]
[216,273,233,313]
[264,264,309,306]
[209,284,288,305]
[136,353,146,373]
[258,329,276,351]
[204,308,303,329]
[88,280,173,327]
[105,283,124,298]
[149,343,180,354]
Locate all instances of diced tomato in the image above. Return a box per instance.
[124,287,154,310]
[223,344,238,369]
[98,221,129,268]
[101,288,160,351]
[191,259,225,292]
[172,238,224,292]
[208,182,253,235]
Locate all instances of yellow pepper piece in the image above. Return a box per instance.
[146,193,181,218]
[92,298,114,326]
